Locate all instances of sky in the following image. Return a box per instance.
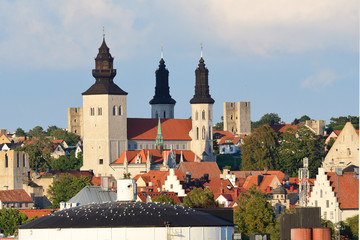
[0,0,358,132]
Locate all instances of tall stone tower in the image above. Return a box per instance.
[149,55,176,119]
[81,37,128,176]
[223,102,251,135]
[190,55,215,161]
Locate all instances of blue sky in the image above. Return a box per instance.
[0,0,358,132]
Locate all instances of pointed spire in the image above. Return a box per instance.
[156,118,164,153]
[123,152,128,172]
[200,43,203,58]
[163,151,167,166]
[146,151,151,172]
[180,151,184,162]
[190,45,215,104]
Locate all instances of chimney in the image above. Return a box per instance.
[101,176,110,191]
[195,178,200,188]
[117,179,137,202]
[203,173,209,182]
[257,175,264,186]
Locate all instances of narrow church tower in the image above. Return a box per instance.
[81,36,128,176]
[149,46,176,119]
[190,47,215,161]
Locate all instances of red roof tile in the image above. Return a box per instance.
[19,209,56,219]
[0,189,33,203]
[127,118,192,140]
[178,162,221,179]
[327,172,359,209]
[270,123,304,133]
[203,178,243,200]
[134,170,186,191]
[261,170,286,182]
[242,175,280,193]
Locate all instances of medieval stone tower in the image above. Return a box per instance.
[223,102,251,135]
[81,38,128,176]
[190,56,215,161]
[149,55,176,119]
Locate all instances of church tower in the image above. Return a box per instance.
[149,48,176,119]
[190,48,215,161]
[81,36,128,176]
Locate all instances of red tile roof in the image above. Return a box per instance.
[0,189,33,203]
[270,123,304,133]
[134,170,186,191]
[19,209,56,219]
[112,149,201,165]
[242,175,280,193]
[127,118,192,140]
[261,170,286,182]
[178,162,221,179]
[203,178,244,200]
[326,172,359,209]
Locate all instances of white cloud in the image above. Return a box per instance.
[301,69,340,89]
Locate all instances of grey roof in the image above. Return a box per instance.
[19,201,234,229]
[67,186,116,205]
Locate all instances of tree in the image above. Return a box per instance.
[49,128,80,146]
[326,115,359,132]
[51,150,82,171]
[48,173,92,208]
[345,215,359,239]
[298,115,311,123]
[46,125,59,136]
[213,116,224,131]
[0,208,37,237]
[16,139,52,172]
[252,113,281,129]
[15,128,26,137]
[27,126,46,139]
[183,188,218,208]
[241,125,279,171]
[152,195,177,205]
[326,138,335,151]
[234,186,275,238]
[277,126,325,178]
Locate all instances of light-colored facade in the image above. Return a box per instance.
[190,103,215,161]
[151,104,174,119]
[67,107,83,137]
[323,122,359,172]
[82,94,128,177]
[162,169,186,197]
[223,101,251,135]
[0,150,30,190]
[308,168,359,225]
[305,120,326,135]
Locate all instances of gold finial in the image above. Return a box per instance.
[200,43,203,58]
[102,26,105,38]
[160,44,164,59]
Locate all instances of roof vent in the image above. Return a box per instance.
[117,179,137,202]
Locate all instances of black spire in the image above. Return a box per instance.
[82,38,127,95]
[149,58,176,105]
[189,57,215,104]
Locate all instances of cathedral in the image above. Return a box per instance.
[68,37,216,179]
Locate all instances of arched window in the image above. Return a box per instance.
[90,108,95,116]
[155,112,159,119]
[202,127,206,140]
[98,107,102,116]
[5,154,8,168]
[202,110,206,120]
[196,127,199,140]
[113,106,116,116]
[17,152,19,168]
[164,112,166,119]
[195,111,198,120]
[118,106,122,116]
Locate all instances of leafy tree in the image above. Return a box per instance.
[16,139,52,171]
[213,116,224,131]
[51,150,82,171]
[326,138,335,151]
[15,128,26,137]
[0,208,37,237]
[298,115,311,123]
[326,115,359,132]
[252,113,281,129]
[234,186,275,238]
[278,126,325,178]
[27,126,46,139]
[49,128,80,146]
[241,125,279,171]
[48,173,92,208]
[123,173,131,179]
[345,215,359,239]
[152,195,177,205]
[183,188,218,208]
[46,125,59,136]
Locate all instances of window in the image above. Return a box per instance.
[230,115,233,120]
[23,154,25,167]
[320,190,323,198]
[196,127,199,140]
[202,110,206,120]
[315,200,318,207]
[195,111,198,120]
[90,108,95,116]
[74,119,77,123]
[326,200,329,208]
[202,127,206,140]
[163,112,166,118]
[128,144,131,149]
[170,184,173,189]
[17,152,19,168]
[5,154,8,168]
[323,211,327,219]
[99,159,103,165]
[75,108,77,113]
[118,106,122,116]
[330,211,334,219]
[98,107,102,116]
[113,106,116,116]
[155,112,158,118]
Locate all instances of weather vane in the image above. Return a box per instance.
[160,44,164,59]
[200,43,203,58]
[102,26,105,38]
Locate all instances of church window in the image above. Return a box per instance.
[134,143,137,149]
[230,115,233,120]
[195,111,198,120]
[5,154,8,168]
[196,128,199,140]
[98,107,102,116]
[113,106,116,116]
[183,144,186,149]
[17,152,19,168]
[118,106,122,116]
[202,127,206,140]
[99,159,103,165]
[202,110,206,120]
[90,108,95,116]
[164,112,166,119]
[320,190,323,198]
[155,112,159,118]
[23,154,26,167]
